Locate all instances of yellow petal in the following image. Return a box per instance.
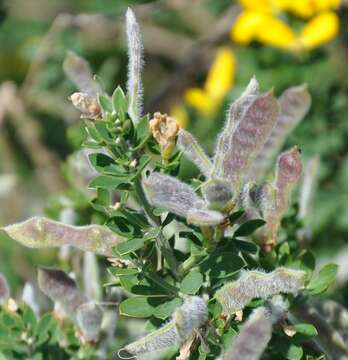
[185,88,217,116]
[240,0,274,12]
[298,11,339,49]
[231,10,266,44]
[315,0,341,12]
[170,104,189,128]
[256,16,296,49]
[204,47,236,101]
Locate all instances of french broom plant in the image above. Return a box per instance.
[0,7,346,360]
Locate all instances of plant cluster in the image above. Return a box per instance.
[0,7,346,360]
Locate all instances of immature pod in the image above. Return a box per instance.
[261,147,302,246]
[224,296,288,360]
[2,217,123,256]
[223,307,272,360]
[177,129,213,178]
[247,84,311,182]
[38,268,103,342]
[202,179,234,212]
[0,273,9,305]
[126,8,143,124]
[213,78,279,193]
[119,296,208,358]
[144,172,205,217]
[63,50,99,95]
[143,172,225,226]
[215,267,305,315]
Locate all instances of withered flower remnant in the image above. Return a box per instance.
[70,92,101,119]
[150,112,181,160]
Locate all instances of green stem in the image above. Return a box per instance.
[134,177,179,278]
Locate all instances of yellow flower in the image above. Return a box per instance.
[232,11,296,49]
[297,11,339,49]
[282,0,341,18]
[231,0,340,51]
[185,47,236,116]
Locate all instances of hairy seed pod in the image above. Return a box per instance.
[0,273,10,305]
[213,78,279,194]
[126,8,143,124]
[76,302,104,342]
[38,268,103,342]
[173,296,208,340]
[223,307,272,360]
[144,172,205,217]
[247,84,311,182]
[215,268,306,315]
[177,129,213,177]
[2,217,123,256]
[202,178,234,211]
[261,147,302,246]
[63,50,99,95]
[144,173,225,226]
[213,77,260,176]
[119,296,208,358]
[187,208,226,226]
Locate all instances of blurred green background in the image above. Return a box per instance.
[0,0,348,339]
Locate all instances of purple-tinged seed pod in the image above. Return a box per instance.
[38,268,103,342]
[247,84,311,182]
[223,307,272,360]
[119,296,208,358]
[63,50,99,95]
[215,267,305,315]
[2,217,123,256]
[144,172,205,217]
[213,78,279,195]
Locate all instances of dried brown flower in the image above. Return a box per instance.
[70,92,101,119]
[149,112,181,159]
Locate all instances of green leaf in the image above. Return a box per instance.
[180,270,203,295]
[114,238,144,255]
[234,219,266,237]
[88,152,114,171]
[199,252,245,279]
[88,175,126,190]
[293,323,318,337]
[307,263,338,295]
[109,267,139,277]
[112,86,127,121]
[234,239,258,254]
[135,115,150,145]
[228,210,244,225]
[34,314,55,338]
[286,344,303,360]
[94,122,113,142]
[153,298,182,320]
[119,297,165,318]
[97,94,113,113]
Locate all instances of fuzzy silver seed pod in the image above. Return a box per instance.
[2,217,123,256]
[215,268,306,315]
